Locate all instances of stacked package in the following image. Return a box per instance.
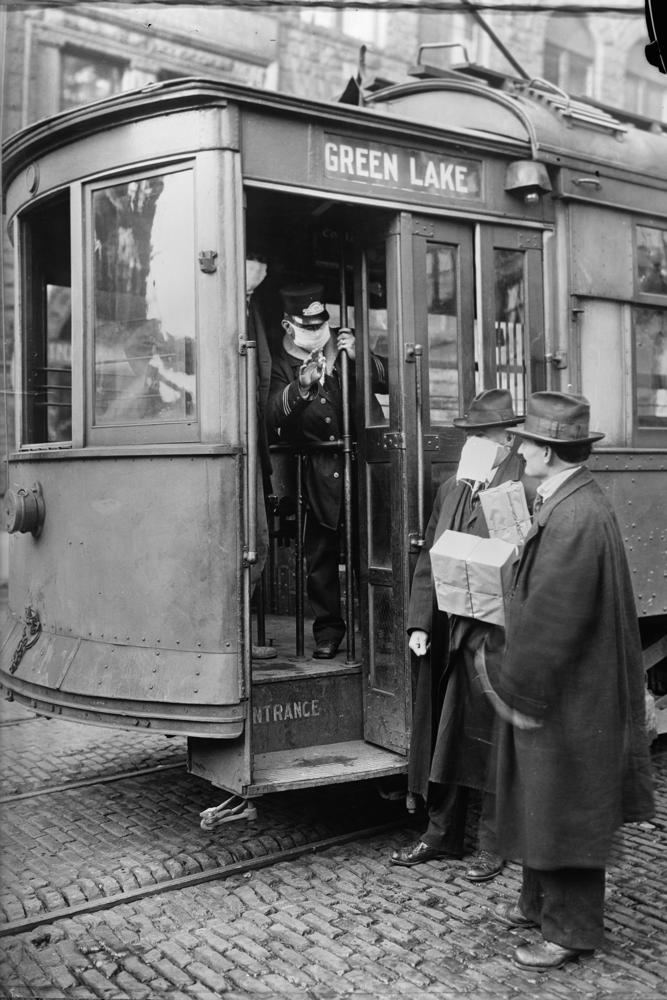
[429,481,530,627]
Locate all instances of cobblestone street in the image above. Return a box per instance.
[0,687,665,1000]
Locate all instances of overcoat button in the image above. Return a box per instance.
[321,397,327,404]
[329,435,335,441]
[333,472,340,478]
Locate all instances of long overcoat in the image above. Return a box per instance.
[493,467,655,869]
[407,448,527,800]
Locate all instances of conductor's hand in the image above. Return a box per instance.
[298,350,326,388]
[337,328,355,360]
[408,629,430,657]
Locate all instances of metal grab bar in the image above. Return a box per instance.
[407,344,425,549]
[339,239,355,664]
[242,338,259,568]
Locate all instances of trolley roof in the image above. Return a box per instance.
[3,74,667,201]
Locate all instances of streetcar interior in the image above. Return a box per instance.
[244,189,393,672]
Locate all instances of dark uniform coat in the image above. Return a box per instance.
[407,448,526,800]
[267,338,387,531]
[493,467,655,869]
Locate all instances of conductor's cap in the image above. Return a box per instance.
[280,283,330,328]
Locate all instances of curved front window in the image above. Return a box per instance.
[92,168,197,428]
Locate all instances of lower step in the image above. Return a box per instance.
[247,740,407,794]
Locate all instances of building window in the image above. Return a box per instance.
[61,49,127,110]
[542,15,593,95]
[626,40,667,121]
[301,7,387,47]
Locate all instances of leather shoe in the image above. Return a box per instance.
[465,850,504,882]
[496,902,539,929]
[514,940,584,970]
[390,840,462,867]
[313,639,341,659]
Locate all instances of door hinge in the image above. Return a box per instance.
[382,431,404,450]
[545,351,567,370]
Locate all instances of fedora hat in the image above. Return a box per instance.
[512,391,605,444]
[453,388,523,429]
[280,283,330,329]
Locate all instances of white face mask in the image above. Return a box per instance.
[290,322,331,353]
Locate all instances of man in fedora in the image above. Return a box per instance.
[267,282,387,659]
[489,391,654,970]
[391,388,532,882]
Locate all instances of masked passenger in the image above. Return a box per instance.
[391,388,529,883]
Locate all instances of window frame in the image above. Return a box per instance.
[631,219,667,443]
[84,160,201,448]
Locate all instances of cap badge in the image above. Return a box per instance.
[303,301,325,317]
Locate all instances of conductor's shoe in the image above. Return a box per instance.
[313,639,341,659]
[465,850,504,882]
[390,840,462,867]
[252,644,277,660]
[514,940,584,970]
[495,902,539,929]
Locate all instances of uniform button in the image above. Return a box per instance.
[333,472,340,478]
[320,397,327,404]
[325,416,332,424]
[329,435,335,441]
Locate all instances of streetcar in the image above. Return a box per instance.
[2,61,666,809]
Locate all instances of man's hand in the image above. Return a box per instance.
[337,328,355,360]
[298,350,326,388]
[409,630,430,657]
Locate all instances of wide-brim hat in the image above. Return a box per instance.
[280,282,330,329]
[512,391,605,444]
[453,388,523,429]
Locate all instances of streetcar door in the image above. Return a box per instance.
[407,217,546,534]
[353,213,475,753]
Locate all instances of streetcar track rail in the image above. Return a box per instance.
[0,820,404,939]
[0,760,187,803]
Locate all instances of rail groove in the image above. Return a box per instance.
[0,820,403,939]
[0,760,186,804]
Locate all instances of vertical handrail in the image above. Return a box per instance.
[241,336,258,695]
[407,344,426,549]
[295,451,305,659]
[339,243,355,663]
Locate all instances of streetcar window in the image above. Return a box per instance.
[426,244,459,425]
[21,193,72,445]
[634,306,667,428]
[637,225,667,295]
[92,170,197,428]
[494,248,526,416]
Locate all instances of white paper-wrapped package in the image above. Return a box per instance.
[479,480,531,547]
[429,529,519,627]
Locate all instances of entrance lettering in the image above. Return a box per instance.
[253,699,321,724]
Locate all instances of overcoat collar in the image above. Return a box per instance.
[524,466,594,542]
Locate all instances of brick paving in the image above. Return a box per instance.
[0,685,665,998]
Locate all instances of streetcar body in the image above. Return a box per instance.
[1,71,666,797]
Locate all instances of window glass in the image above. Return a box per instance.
[21,194,72,445]
[494,248,526,416]
[426,245,459,425]
[634,307,667,428]
[626,42,667,121]
[368,463,392,569]
[61,50,126,110]
[92,170,196,426]
[637,225,667,294]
